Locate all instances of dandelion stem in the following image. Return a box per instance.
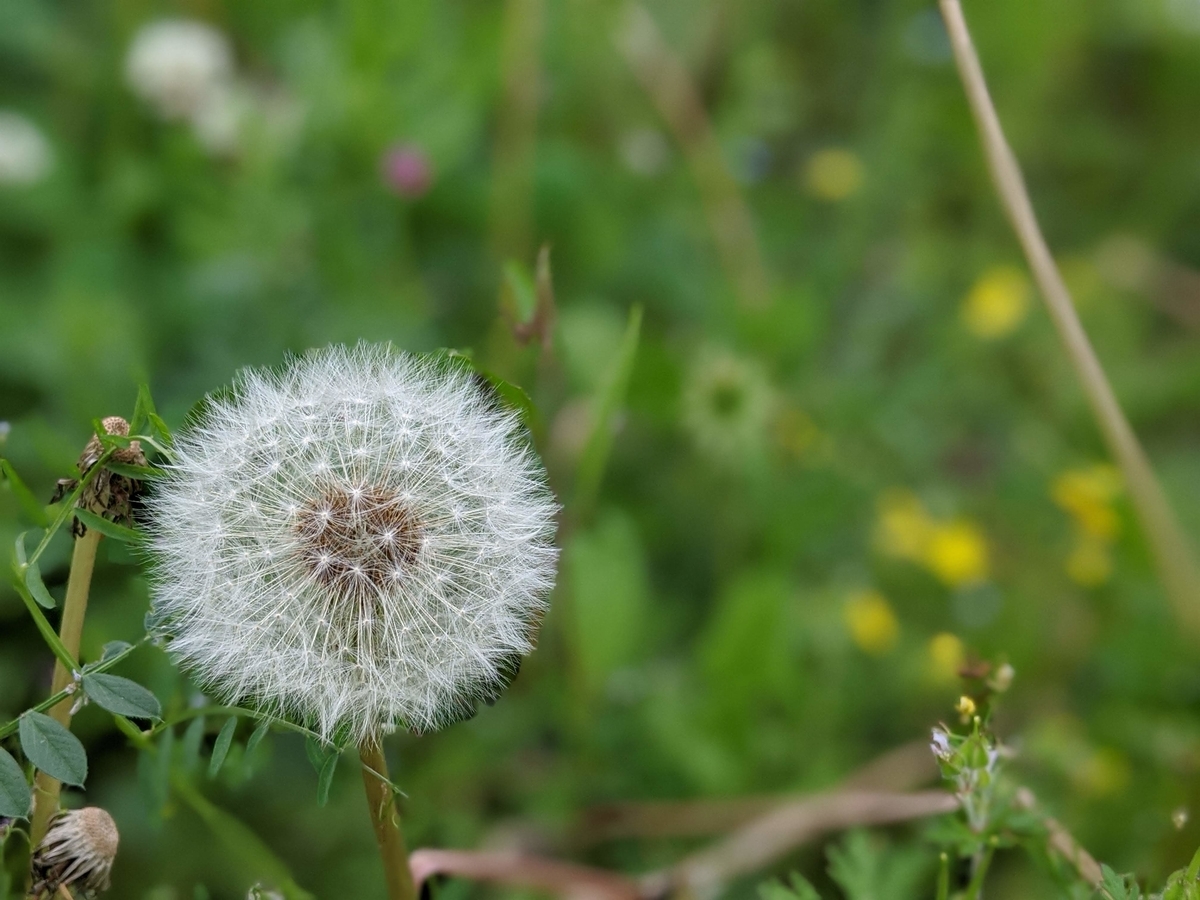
[359,739,417,900]
[29,528,102,848]
[939,0,1200,632]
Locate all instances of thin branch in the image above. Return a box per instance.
[651,790,959,899]
[938,0,1200,632]
[1014,788,1103,888]
[410,849,641,900]
[615,2,771,310]
[575,739,937,845]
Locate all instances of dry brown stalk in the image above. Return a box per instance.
[577,739,937,845]
[614,2,771,310]
[410,849,641,900]
[938,0,1200,632]
[651,790,959,899]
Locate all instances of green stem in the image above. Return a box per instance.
[964,842,996,900]
[359,739,416,900]
[28,529,102,848]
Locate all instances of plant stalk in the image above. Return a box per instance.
[28,528,102,848]
[939,0,1200,632]
[359,739,417,900]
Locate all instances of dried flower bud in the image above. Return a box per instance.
[32,807,119,899]
[53,417,147,537]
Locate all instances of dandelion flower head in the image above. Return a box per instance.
[125,20,233,121]
[148,344,558,741]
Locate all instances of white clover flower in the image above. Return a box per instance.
[148,344,558,742]
[0,111,53,186]
[125,20,233,121]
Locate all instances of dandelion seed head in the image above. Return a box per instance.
[148,344,558,742]
[125,20,234,121]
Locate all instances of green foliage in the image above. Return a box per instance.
[0,750,30,819]
[82,673,161,720]
[17,712,86,787]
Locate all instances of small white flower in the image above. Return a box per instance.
[125,19,233,121]
[33,807,119,898]
[930,726,953,761]
[148,344,558,742]
[0,111,53,186]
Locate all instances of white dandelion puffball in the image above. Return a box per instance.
[125,19,233,120]
[0,111,53,186]
[148,344,558,742]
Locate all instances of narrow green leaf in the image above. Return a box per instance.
[304,735,327,774]
[72,508,143,543]
[316,752,338,807]
[181,717,206,774]
[130,384,156,434]
[11,579,78,673]
[0,460,48,527]
[172,776,315,900]
[155,726,174,803]
[103,462,164,480]
[23,562,57,610]
[18,712,87,786]
[13,531,28,568]
[0,748,31,818]
[82,674,161,720]
[209,717,237,778]
[573,304,642,517]
[245,720,270,755]
[99,641,134,663]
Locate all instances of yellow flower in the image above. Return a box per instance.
[927,632,965,684]
[955,695,977,721]
[924,520,989,588]
[1072,748,1130,797]
[803,148,864,201]
[843,590,899,656]
[1066,534,1113,587]
[961,265,1031,339]
[875,488,935,562]
[1052,464,1122,541]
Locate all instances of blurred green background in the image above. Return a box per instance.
[4,0,1200,897]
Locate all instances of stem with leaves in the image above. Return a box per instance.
[28,528,102,847]
[359,739,416,900]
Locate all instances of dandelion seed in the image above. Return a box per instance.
[147,344,558,742]
[32,807,119,899]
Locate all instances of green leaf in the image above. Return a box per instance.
[304,735,328,774]
[316,752,338,807]
[245,720,270,755]
[759,874,822,900]
[10,577,77,674]
[0,460,48,527]
[18,712,87,786]
[180,717,206,774]
[130,383,156,435]
[0,748,31,818]
[82,674,161,720]
[565,510,649,695]
[573,304,642,517]
[502,259,537,322]
[172,776,314,899]
[72,508,143,544]
[23,562,57,610]
[99,641,134,663]
[208,718,237,778]
[104,462,164,480]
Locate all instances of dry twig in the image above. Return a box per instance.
[938,0,1200,632]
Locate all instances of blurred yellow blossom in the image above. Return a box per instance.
[924,520,989,588]
[843,589,899,656]
[875,488,935,562]
[1052,464,1122,540]
[1072,747,1131,797]
[955,695,977,721]
[773,405,820,461]
[961,265,1031,339]
[927,632,965,684]
[1065,534,1114,587]
[803,148,864,201]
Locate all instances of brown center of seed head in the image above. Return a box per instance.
[293,482,422,600]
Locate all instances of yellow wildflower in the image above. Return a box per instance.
[1052,464,1122,541]
[875,488,935,562]
[1072,748,1130,797]
[955,695,977,722]
[804,148,864,201]
[843,590,899,657]
[924,520,989,588]
[961,265,1031,339]
[927,632,965,684]
[1066,534,1113,587]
